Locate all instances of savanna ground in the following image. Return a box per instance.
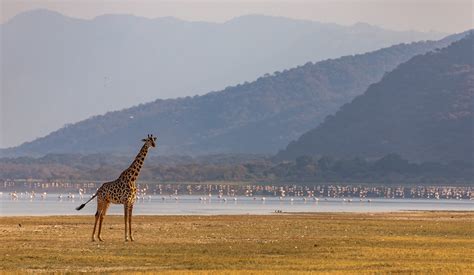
[0,212,473,274]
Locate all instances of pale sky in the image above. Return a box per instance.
[1,0,472,33]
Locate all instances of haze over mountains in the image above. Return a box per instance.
[278,34,473,162]
[1,9,446,148]
[1,32,466,158]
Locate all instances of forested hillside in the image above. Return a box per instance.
[278,34,473,162]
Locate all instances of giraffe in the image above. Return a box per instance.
[76,134,157,242]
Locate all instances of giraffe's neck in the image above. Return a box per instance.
[130,143,149,172]
[120,143,149,183]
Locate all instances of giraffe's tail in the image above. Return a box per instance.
[76,193,97,211]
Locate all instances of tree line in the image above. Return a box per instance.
[0,153,472,184]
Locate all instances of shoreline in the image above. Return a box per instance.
[2,196,473,217]
[0,209,474,219]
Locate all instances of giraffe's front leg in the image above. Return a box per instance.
[128,204,134,241]
[124,204,129,242]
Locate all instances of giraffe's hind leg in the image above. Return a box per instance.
[91,210,100,242]
[97,201,110,242]
[124,204,129,241]
[92,198,105,242]
[128,204,134,241]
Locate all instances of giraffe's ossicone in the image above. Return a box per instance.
[76,134,157,242]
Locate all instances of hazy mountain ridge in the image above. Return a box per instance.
[1,9,447,147]
[278,34,474,162]
[1,32,466,157]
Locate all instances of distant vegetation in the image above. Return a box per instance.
[2,32,465,157]
[1,153,472,184]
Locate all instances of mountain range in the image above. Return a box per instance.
[1,9,446,148]
[1,32,466,158]
[278,34,473,162]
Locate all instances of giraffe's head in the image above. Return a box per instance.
[142,134,157,148]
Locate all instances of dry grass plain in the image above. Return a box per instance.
[0,212,473,274]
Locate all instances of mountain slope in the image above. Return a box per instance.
[278,34,474,162]
[0,9,447,148]
[1,32,467,158]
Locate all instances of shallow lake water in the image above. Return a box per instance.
[1,193,472,216]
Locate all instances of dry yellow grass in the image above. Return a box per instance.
[1,212,473,273]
